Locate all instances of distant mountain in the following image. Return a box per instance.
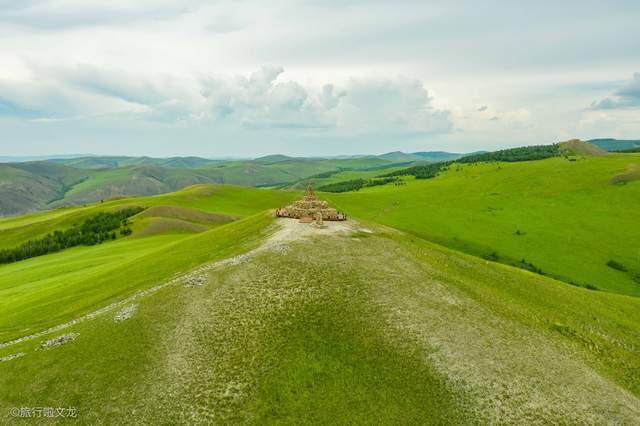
[0,154,92,163]
[378,151,425,162]
[378,150,473,163]
[51,156,220,170]
[0,162,89,216]
[412,151,464,162]
[588,139,640,152]
[0,155,394,216]
[253,155,297,165]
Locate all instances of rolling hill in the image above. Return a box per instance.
[0,191,639,422]
[0,162,89,216]
[51,156,221,169]
[326,152,640,297]
[0,156,397,217]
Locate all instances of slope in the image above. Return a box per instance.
[559,139,608,157]
[0,220,638,423]
[0,184,298,252]
[0,162,89,216]
[326,154,640,296]
[0,156,391,216]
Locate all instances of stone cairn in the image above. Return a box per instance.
[275,182,346,223]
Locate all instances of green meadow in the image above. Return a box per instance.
[1,219,639,423]
[327,153,640,296]
[1,151,640,422]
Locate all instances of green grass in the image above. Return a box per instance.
[2,155,640,422]
[1,223,638,423]
[284,167,406,190]
[326,154,640,296]
[0,210,275,343]
[1,156,389,216]
[0,184,298,250]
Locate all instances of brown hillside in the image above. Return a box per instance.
[559,139,608,157]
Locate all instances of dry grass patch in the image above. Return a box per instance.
[139,205,237,224]
[609,163,640,184]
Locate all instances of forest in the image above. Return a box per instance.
[0,207,144,264]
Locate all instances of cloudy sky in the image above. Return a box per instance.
[1,0,639,157]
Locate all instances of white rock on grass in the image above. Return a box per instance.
[41,333,79,349]
[114,304,137,322]
[270,243,289,255]
[0,352,25,362]
[183,274,208,287]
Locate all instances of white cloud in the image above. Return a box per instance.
[591,72,640,110]
[0,1,639,156]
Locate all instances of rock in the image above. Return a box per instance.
[184,273,208,287]
[41,333,79,349]
[114,304,137,322]
[0,352,25,362]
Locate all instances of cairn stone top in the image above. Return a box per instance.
[275,182,346,222]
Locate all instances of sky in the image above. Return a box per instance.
[1,0,639,158]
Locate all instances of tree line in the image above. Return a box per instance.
[318,177,401,193]
[379,161,452,180]
[379,144,562,182]
[0,207,144,264]
[456,144,560,163]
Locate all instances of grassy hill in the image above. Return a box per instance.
[0,162,89,216]
[51,156,221,169]
[1,212,639,422]
[559,139,608,157]
[0,157,393,217]
[326,153,640,297]
[0,184,297,250]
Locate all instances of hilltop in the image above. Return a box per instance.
[559,139,608,156]
[1,205,639,422]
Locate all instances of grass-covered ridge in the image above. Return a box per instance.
[0,211,275,344]
[1,222,638,423]
[326,154,640,296]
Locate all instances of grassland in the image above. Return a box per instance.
[0,156,394,216]
[1,220,638,423]
[283,167,406,190]
[0,184,298,342]
[0,184,298,250]
[2,151,640,422]
[326,153,640,296]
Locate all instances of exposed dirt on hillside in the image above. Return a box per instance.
[560,139,608,157]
